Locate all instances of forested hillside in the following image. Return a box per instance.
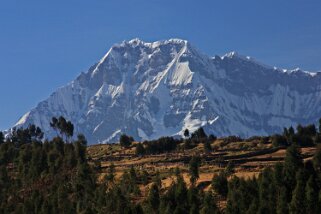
[1,117,321,213]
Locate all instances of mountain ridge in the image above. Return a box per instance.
[12,38,321,144]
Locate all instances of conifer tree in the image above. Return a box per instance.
[184,129,190,138]
[273,162,284,188]
[283,144,303,194]
[212,171,228,197]
[247,198,259,214]
[175,187,189,212]
[153,170,162,189]
[188,185,200,214]
[189,156,201,184]
[74,134,87,163]
[147,183,160,213]
[258,168,274,214]
[135,143,145,156]
[0,132,4,144]
[50,117,59,134]
[105,163,116,186]
[276,187,289,214]
[200,192,218,214]
[203,140,212,153]
[305,175,318,214]
[313,145,321,172]
[225,161,235,176]
[141,170,149,185]
[289,170,306,214]
[191,127,207,140]
[119,134,133,148]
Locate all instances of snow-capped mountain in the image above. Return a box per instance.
[13,38,321,144]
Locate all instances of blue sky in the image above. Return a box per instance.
[0,0,321,130]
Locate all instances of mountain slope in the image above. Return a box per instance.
[14,38,321,144]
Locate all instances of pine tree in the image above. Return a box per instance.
[0,132,4,144]
[276,187,289,214]
[200,192,218,214]
[212,171,228,197]
[147,183,160,213]
[104,163,116,187]
[289,170,306,214]
[119,134,133,148]
[74,134,87,164]
[188,185,200,214]
[272,134,288,147]
[191,127,207,140]
[225,161,235,176]
[175,175,188,211]
[318,190,321,212]
[305,175,318,214]
[313,145,321,172]
[0,165,9,189]
[273,162,284,188]
[184,129,190,138]
[258,168,273,214]
[50,117,59,135]
[283,144,303,194]
[153,170,162,189]
[141,170,149,185]
[247,198,259,214]
[189,156,201,184]
[135,143,145,156]
[65,121,74,142]
[203,140,212,153]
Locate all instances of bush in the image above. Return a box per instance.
[135,143,145,156]
[119,134,134,148]
[223,136,243,144]
[271,134,288,147]
[212,172,228,197]
[144,137,180,155]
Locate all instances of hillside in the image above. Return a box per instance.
[87,137,317,192]
[1,120,321,213]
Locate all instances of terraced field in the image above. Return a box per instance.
[87,139,317,192]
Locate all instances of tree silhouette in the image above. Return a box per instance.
[289,170,306,214]
[184,129,190,138]
[147,183,160,213]
[119,134,133,148]
[0,132,4,144]
[189,156,201,184]
[305,175,318,214]
[50,116,74,142]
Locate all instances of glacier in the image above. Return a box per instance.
[12,38,321,144]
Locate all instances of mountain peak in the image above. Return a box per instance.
[223,51,239,58]
[120,38,189,48]
[13,38,321,144]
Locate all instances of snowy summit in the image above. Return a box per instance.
[13,38,321,144]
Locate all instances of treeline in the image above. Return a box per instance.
[131,119,321,156]
[133,127,217,156]
[0,117,95,213]
[1,118,321,213]
[0,120,220,213]
[272,120,321,147]
[225,144,321,214]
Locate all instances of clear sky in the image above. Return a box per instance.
[1,0,321,130]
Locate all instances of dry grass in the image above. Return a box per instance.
[88,140,317,192]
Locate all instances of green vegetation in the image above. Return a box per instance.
[1,117,321,213]
[119,134,134,148]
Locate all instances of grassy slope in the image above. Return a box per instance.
[87,139,317,194]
